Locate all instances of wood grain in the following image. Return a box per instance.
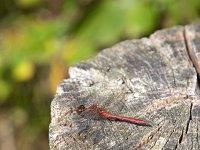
[49,24,200,150]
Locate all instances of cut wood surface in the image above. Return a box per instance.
[49,24,200,150]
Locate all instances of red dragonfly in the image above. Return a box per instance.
[75,104,150,126]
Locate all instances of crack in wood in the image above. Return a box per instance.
[197,122,199,148]
[174,127,185,150]
[178,128,184,144]
[184,26,200,75]
[162,124,177,149]
[173,127,185,150]
[170,102,194,149]
[50,24,200,150]
[132,126,162,150]
[186,102,193,134]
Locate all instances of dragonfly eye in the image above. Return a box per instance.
[76,105,86,114]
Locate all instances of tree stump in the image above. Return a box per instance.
[49,24,200,150]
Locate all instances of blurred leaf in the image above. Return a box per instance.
[12,60,35,81]
[16,0,44,7]
[0,0,200,149]
[75,1,126,45]
[0,18,68,66]
[62,37,96,64]
[125,1,159,36]
[0,80,11,101]
[158,0,200,27]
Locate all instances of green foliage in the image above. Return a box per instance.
[16,0,44,7]
[0,0,200,149]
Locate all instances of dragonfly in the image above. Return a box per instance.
[75,104,151,126]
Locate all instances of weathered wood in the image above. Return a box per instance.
[49,24,200,150]
[185,24,200,76]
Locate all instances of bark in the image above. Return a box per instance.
[49,24,200,150]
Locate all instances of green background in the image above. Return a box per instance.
[0,0,199,149]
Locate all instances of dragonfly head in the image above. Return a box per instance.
[76,105,86,114]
